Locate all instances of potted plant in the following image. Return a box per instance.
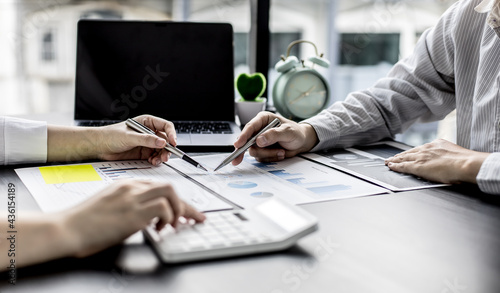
[235,72,267,125]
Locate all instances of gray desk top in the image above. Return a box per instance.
[1,163,500,293]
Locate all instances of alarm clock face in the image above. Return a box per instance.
[283,70,328,119]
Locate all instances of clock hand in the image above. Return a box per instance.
[289,85,316,105]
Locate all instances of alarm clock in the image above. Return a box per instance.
[272,40,330,121]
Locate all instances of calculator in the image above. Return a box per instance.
[143,199,319,263]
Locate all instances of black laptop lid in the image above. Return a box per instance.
[75,20,235,122]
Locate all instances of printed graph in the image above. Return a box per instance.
[98,165,152,181]
[227,181,258,189]
[251,160,352,195]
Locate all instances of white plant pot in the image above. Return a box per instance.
[235,98,267,125]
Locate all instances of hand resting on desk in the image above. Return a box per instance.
[385,138,490,184]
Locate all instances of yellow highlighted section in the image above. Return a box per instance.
[39,165,102,184]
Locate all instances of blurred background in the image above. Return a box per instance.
[0,0,457,146]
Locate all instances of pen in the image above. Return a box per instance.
[214,118,281,171]
[125,118,208,172]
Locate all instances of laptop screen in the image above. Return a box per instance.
[75,20,235,122]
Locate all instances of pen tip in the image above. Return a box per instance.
[199,165,208,172]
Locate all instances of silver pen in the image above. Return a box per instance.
[214,118,281,171]
[125,118,208,171]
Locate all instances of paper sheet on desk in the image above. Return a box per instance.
[15,161,232,213]
[167,154,388,209]
[301,141,449,191]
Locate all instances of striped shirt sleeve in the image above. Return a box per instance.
[304,1,459,152]
[477,153,500,194]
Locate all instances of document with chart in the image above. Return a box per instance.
[167,154,388,209]
[15,161,232,213]
[301,141,449,191]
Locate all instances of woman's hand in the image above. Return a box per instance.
[62,180,205,258]
[8,180,205,269]
[48,114,178,164]
[96,115,177,165]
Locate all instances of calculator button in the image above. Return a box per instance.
[176,230,199,239]
[214,223,234,232]
[186,238,206,250]
[227,236,245,245]
[197,228,219,238]
[223,232,245,244]
[207,235,226,246]
[208,219,226,227]
[206,213,224,221]
[208,242,226,249]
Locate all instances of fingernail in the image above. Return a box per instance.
[387,162,393,167]
[277,150,285,159]
[156,138,165,147]
[257,136,267,146]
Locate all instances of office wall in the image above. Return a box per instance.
[0,0,170,116]
[0,0,456,146]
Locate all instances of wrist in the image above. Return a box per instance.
[58,210,87,258]
[74,126,103,161]
[300,123,319,152]
[54,212,82,258]
[460,152,490,183]
[47,125,101,162]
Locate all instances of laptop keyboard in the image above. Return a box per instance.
[78,121,233,134]
[174,121,233,134]
[78,121,119,127]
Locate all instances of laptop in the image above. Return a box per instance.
[74,20,241,152]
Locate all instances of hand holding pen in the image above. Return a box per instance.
[229,112,320,167]
[215,118,281,171]
[126,118,208,171]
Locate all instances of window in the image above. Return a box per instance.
[41,30,56,62]
[80,9,123,20]
[339,33,400,66]
[234,32,301,68]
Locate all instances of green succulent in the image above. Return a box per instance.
[235,73,266,102]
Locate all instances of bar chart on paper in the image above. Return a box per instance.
[15,161,231,213]
[252,161,352,194]
[168,154,388,209]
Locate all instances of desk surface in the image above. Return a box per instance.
[1,164,500,293]
[1,113,499,292]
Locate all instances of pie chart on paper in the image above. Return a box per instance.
[227,181,258,189]
[250,191,273,198]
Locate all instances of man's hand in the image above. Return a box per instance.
[385,139,490,184]
[231,112,319,165]
[97,115,177,165]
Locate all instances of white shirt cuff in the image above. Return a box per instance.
[2,117,47,165]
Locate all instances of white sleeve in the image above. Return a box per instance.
[0,116,48,165]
